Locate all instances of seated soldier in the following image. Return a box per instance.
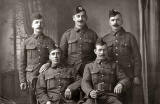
[81,38,130,104]
[36,47,78,104]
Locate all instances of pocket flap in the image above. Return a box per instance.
[83,39,93,43]
[68,39,78,44]
[26,44,37,49]
[44,69,57,80]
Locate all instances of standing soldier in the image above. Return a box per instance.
[81,39,130,104]
[36,47,77,104]
[102,9,142,104]
[19,13,55,104]
[60,5,98,96]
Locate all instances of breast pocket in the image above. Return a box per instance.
[26,44,37,58]
[68,39,78,53]
[120,41,131,55]
[45,74,57,89]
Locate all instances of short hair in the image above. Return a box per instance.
[95,38,107,48]
[109,9,121,18]
[49,46,62,54]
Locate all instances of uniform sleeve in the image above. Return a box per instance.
[67,67,82,92]
[130,34,142,78]
[116,65,130,90]
[19,40,27,83]
[60,31,69,61]
[36,73,50,104]
[81,64,93,97]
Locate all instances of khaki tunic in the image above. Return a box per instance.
[60,25,98,90]
[36,65,76,104]
[19,34,55,83]
[103,28,142,78]
[81,59,130,104]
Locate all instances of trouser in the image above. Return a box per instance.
[27,78,37,104]
[82,96,122,104]
[74,63,87,100]
[49,100,76,104]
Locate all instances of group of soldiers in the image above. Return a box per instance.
[18,5,142,104]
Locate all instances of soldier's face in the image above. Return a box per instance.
[94,44,108,60]
[32,19,44,33]
[73,12,87,28]
[109,14,123,31]
[49,49,61,65]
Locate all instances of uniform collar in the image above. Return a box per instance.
[95,58,109,64]
[32,33,44,39]
[74,25,88,32]
[110,27,125,36]
[51,63,63,69]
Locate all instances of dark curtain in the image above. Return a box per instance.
[139,0,160,104]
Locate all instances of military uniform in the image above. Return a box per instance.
[19,33,55,104]
[60,25,98,86]
[36,64,76,104]
[103,28,142,79]
[81,59,130,104]
[103,27,142,104]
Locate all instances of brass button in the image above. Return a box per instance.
[128,64,131,67]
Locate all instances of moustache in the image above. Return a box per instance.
[78,20,84,23]
[36,27,42,29]
[99,54,105,57]
[113,24,119,27]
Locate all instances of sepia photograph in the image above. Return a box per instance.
[0,0,159,104]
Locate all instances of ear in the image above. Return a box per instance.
[72,15,75,21]
[94,49,97,55]
[49,54,51,60]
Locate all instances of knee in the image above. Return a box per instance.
[108,96,122,104]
